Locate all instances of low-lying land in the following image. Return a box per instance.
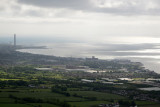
[0,65,160,107]
[0,44,160,107]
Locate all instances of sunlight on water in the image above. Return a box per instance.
[116,49,160,53]
[17,43,160,74]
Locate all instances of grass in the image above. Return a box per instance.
[0,89,64,107]
[29,103,59,107]
[139,104,160,107]
[0,89,85,102]
[69,91,126,100]
[69,101,111,107]
[136,101,158,105]
[12,92,83,101]
[0,79,21,81]
[0,104,32,107]
[0,98,15,103]
[0,88,125,107]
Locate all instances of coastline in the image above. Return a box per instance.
[17,47,160,74]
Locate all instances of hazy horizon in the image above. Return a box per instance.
[1,0,160,73]
[1,0,160,43]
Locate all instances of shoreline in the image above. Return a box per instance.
[16,47,160,74]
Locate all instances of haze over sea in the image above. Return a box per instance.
[1,0,160,74]
[14,37,160,74]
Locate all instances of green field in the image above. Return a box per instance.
[0,88,127,107]
[69,91,126,100]
[0,103,59,107]
[0,104,32,107]
[69,101,111,107]
[0,65,160,107]
[139,104,160,107]
[0,89,85,102]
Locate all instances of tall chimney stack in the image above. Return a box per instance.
[14,34,16,47]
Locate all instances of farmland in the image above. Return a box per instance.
[0,65,160,107]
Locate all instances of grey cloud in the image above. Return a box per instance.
[0,7,4,11]
[18,0,92,10]
[24,10,45,17]
[17,0,160,15]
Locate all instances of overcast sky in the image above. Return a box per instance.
[1,0,160,44]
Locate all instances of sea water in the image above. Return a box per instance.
[17,42,160,74]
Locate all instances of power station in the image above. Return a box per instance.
[14,34,16,47]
